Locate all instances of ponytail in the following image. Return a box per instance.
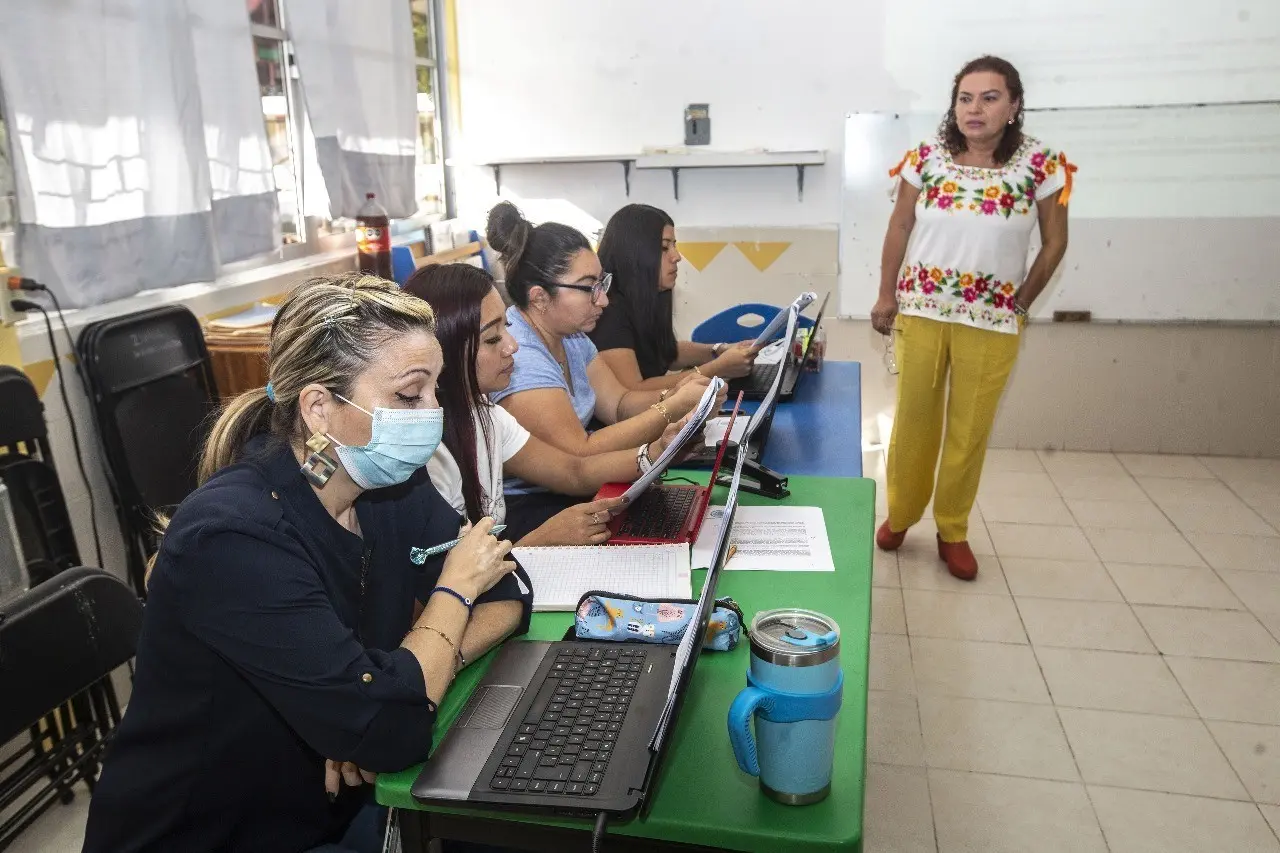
[197,387,275,485]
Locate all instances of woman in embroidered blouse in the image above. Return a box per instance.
[870,55,1073,580]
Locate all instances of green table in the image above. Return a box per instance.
[378,474,875,852]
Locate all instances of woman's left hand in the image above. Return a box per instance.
[325,759,376,798]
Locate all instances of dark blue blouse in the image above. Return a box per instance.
[83,436,531,852]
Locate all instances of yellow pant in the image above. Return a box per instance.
[887,314,1021,542]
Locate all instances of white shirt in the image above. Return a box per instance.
[427,405,530,524]
[893,135,1071,334]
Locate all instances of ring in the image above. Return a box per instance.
[591,511,603,524]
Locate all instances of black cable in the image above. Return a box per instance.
[591,810,608,853]
[11,298,106,568]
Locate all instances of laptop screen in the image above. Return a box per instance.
[742,305,803,439]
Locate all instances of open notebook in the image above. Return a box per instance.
[510,544,692,611]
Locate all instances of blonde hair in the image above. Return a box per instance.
[199,272,437,482]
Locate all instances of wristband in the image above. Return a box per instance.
[432,585,474,612]
[637,443,654,475]
[650,401,672,424]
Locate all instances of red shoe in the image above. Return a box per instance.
[937,536,978,581]
[876,521,908,551]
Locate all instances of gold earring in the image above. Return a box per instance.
[301,431,337,487]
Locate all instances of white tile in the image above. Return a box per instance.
[1082,528,1205,567]
[928,770,1106,853]
[1058,708,1247,799]
[1052,474,1149,502]
[870,633,917,695]
[1232,479,1280,506]
[1118,453,1216,479]
[863,764,937,853]
[1137,476,1240,507]
[917,695,1078,781]
[1219,570,1280,618]
[1167,657,1280,725]
[902,589,1028,644]
[867,691,926,767]
[977,470,1060,498]
[1263,804,1280,840]
[1088,787,1280,853]
[1133,606,1280,662]
[1161,500,1278,536]
[1199,456,1280,483]
[988,523,1096,561]
[874,547,901,588]
[1066,499,1172,532]
[1016,597,1155,653]
[1036,647,1196,716]
[899,517,995,557]
[873,587,908,635]
[1001,558,1122,601]
[977,493,1075,526]
[1106,563,1244,609]
[910,637,1049,703]
[982,448,1045,473]
[1186,533,1280,572]
[4,784,90,853]
[897,550,1009,596]
[1207,721,1280,805]
[1038,450,1127,477]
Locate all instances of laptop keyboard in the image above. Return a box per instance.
[616,487,697,540]
[489,646,647,796]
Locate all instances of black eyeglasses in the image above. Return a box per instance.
[555,272,612,304]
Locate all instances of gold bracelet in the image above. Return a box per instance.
[411,624,458,656]
[693,365,705,377]
[658,387,670,402]
[650,401,672,424]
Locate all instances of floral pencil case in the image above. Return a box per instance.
[574,591,744,652]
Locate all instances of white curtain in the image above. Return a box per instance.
[284,0,418,219]
[0,0,276,307]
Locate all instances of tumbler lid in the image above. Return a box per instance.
[749,608,840,666]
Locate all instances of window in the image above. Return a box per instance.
[249,1,302,244]
[411,0,445,216]
[0,108,15,267]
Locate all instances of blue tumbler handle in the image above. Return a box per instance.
[728,686,772,776]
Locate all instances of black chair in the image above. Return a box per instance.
[77,306,218,596]
[0,567,143,850]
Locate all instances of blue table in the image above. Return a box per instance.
[733,361,862,477]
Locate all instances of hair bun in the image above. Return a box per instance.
[486,201,532,270]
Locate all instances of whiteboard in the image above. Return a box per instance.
[838,104,1280,322]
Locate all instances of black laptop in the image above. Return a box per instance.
[410,449,745,821]
[727,291,829,402]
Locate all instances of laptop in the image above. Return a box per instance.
[727,291,829,402]
[411,454,744,821]
[594,394,742,545]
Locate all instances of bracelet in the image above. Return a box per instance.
[636,443,654,475]
[692,365,705,377]
[431,585,474,612]
[658,387,670,402]
[711,342,727,356]
[411,623,458,655]
[456,648,467,672]
[1013,301,1029,317]
[650,401,672,424]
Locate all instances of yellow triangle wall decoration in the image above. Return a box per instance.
[677,241,728,272]
[22,358,58,397]
[733,241,791,273]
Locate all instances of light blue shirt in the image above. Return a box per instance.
[491,305,598,494]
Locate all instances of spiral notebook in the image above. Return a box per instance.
[510,543,692,611]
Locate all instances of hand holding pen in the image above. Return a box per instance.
[436,517,517,600]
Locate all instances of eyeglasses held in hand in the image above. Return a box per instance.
[556,272,613,304]
[882,334,898,376]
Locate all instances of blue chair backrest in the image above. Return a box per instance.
[391,246,416,286]
[691,303,815,345]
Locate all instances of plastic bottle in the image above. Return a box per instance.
[356,193,393,279]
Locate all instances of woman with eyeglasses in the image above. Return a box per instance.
[484,202,720,538]
[403,263,692,547]
[590,203,758,391]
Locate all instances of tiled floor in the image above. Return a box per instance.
[866,450,1280,852]
[9,451,1280,852]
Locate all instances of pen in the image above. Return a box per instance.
[726,544,738,564]
[410,525,507,565]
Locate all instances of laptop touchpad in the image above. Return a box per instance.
[458,684,523,729]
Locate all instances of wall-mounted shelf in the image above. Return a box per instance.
[635,150,826,201]
[466,149,826,201]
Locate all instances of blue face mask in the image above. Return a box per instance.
[329,394,444,490]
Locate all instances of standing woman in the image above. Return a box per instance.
[484,202,719,535]
[82,274,529,853]
[870,55,1073,580]
[591,203,757,390]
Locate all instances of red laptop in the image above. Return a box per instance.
[595,393,742,545]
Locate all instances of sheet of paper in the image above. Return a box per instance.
[206,302,278,330]
[752,338,788,365]
[618,377,724,503]
[512,544,691,611]
[749,291,816,348]
[690,505,835,572]
[702,415,748,448]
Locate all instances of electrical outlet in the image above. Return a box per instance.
[684,103,710,146]
[0,268,19,327]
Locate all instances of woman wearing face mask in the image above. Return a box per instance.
[871,56,1072,581]
[83,274,530,853]
[591,203,758,391]
[485,202,723,536]
[404,263,692,546]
